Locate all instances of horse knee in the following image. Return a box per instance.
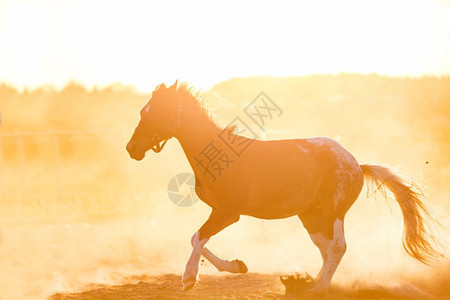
[330,218,346,256]
[190,231,208,248]
[332,238,346,255]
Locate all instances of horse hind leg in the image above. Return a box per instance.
[299,209,330,283]
[311,218,347,292]
[299,209,347,292]
[309,231,329,280]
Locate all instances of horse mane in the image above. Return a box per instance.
[179,83,212,120]
[153,82,220,129]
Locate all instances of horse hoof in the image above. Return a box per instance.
[182,277,196,291]
[233,259,248,273]
[280,273,315,296]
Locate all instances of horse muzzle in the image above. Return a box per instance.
[126,142,145,161]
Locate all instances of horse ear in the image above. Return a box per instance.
[169,80,178,91]
[227,125,236,134]
[160,83,167,89]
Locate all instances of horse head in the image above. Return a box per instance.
[126,81,180,160]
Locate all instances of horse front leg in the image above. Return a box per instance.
[189,232,248,273]
[200,246,248,273]
[182,209,240,291]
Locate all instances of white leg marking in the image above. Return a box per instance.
[312,219,346,292]
[189,231,247,274]
[309,232,329,279]
[182,232,208,290]
[201,247,248,273]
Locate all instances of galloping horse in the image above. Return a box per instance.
[126,81,440,292]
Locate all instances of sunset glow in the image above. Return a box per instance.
[1,1,450,299]
[1,0,449,91]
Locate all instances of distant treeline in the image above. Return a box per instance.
[1,74,449,135]
[0,74,449,150]
[212,74,450,142]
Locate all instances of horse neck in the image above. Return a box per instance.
[174,101,221,169]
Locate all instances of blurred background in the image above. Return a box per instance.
[1,0,449,299]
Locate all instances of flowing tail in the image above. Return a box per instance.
[360,164,441,264]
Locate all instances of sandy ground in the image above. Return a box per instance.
[49,273,450,300]
[50,273,284,300]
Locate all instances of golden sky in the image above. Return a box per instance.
[0,0,449,91]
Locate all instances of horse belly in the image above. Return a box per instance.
[241,169,321,219]
[230,141,320,218]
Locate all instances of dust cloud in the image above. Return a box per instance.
[0,75,449,299]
